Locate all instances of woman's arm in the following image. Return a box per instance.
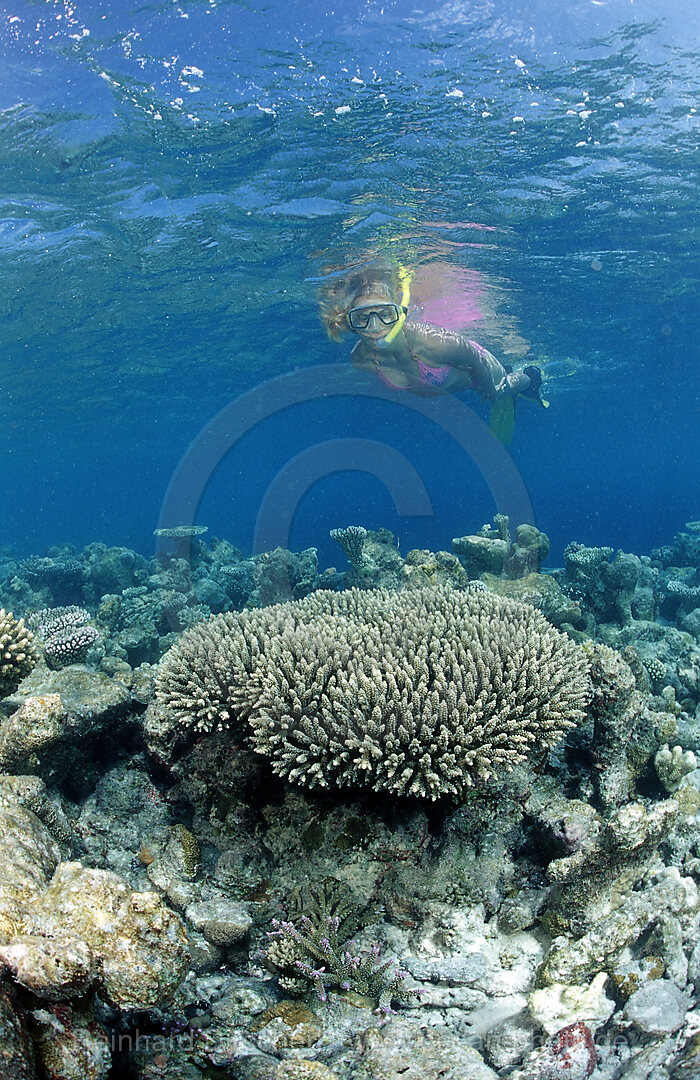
[405,323,527,398]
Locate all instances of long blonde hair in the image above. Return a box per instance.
[318,265,401,341]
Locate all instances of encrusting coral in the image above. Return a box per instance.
[155,585,591,801]
[0,608,39,698]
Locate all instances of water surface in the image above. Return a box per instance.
[0,0,697,564]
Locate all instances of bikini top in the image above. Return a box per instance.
[372,341,451,392]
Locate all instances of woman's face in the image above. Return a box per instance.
[347,293,400,342]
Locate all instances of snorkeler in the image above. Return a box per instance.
[320,265,546,442]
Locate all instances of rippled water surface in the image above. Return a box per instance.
[0,0,698,561]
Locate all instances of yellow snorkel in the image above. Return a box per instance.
[382,265,412,343]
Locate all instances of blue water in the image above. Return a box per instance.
[1,0,698,570]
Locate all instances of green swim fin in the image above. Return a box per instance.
[489,395,516,445]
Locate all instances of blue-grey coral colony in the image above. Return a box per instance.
[29,606,100,669]
[156,585,591,800]
[2,518,700,1078]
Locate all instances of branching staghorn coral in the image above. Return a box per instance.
[267,914,416,1013]
[0,609,39,698]
[667,578,700,600]
[155,602,304,734]
[156,586,591,801]
[284,877,374,940]
[265,878,380,999]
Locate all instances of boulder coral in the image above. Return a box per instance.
[452,515,550,580]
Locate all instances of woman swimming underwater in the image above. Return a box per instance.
[319,264,545,440]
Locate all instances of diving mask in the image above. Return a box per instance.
[347,302,406,331]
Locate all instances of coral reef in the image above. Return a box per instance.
[43,623,99,669]
[582,642,659,812]
[481,572,583,630]
[31,997,112,1080]
[19,554,85,606]
[81,542,150,599]
[560,542,657,628]
[652,520,700,570]
[2,518,700,1078]
[327,527,406,591]
[154,585,591,799]
[401,547,468,590]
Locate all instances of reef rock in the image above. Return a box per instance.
[0,780,190,1011]
[356,1015,498,1080]
[0,694,68,772]
[481,572,583,629]
[623,979,690,1034]
[31,999,111,1080]
[0,981,35,1080]
[1,667,135,795]
[30,862,190,1009]
[452,516,550,580]
[512,1020,597,1080]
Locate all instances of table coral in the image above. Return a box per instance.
[155,585,591,800]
